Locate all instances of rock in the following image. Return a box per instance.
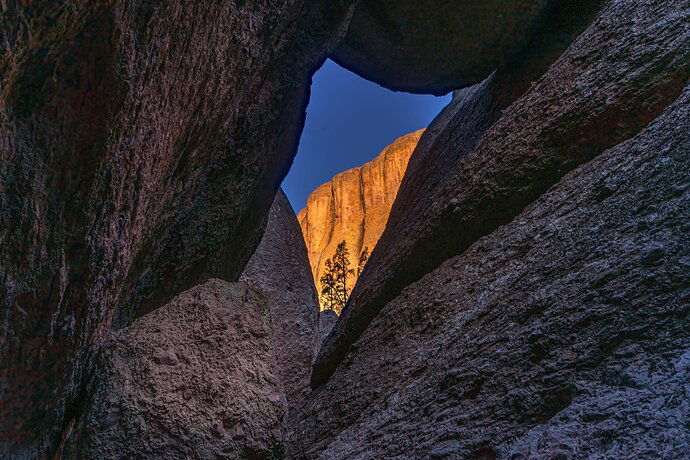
[63,279,286,459]
[289,81,690,459]
[240,189,320,409]
[313,0,690,388]
[332,0,552,94]
[0,1,355,454]
[297,130,422,300]
[319,310,339,345]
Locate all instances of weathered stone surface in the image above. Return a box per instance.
[0,1,355,454]
[313,0,690,388]
[63,279,286,459]
[332,0,552,94]
[297,130,422,301]
[240,189,320,409]
[290,82,690,459]
[319,309,339,345]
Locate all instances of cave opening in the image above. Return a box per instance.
[281,59,450,314]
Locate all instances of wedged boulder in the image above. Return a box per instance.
[290,83,690,459]
[240,189,320,409]
[63,279,286,459]
[313,0,690,388]
[319,310,339,345]
[332,0,551,93]
[0,1,355,454]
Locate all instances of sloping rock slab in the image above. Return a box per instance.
[66,279,286,459]
[290,85,690,458]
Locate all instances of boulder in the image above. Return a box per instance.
[240,189,320,409]
[0,1,355,454]
[332,0,551,93]
[290,82,690,459]
[313,0,690,388]
[319,310,339,345]
[64,280,286,459]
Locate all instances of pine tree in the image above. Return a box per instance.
[330,241,354,314]
[357,246,369,277]
[319,259,337,310]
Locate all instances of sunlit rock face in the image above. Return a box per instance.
[290,82,690,460]
[240,190,320,409]
[297,130,422,304]
[312,0,690,388]
[63,280,287,459]
[0,1,355,454]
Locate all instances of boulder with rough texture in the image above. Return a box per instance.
[0,1,355,455]
[290,83,690,459]
[313,0,690,388]
[319,309,339,345]
[332,0,552,94]
[297,130,422,300]
[240,189,320,409]
[64,279,286,459]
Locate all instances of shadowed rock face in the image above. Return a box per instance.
[297,130,422,300]
[313,0,690,388]
[290,83,690,459]
[0,1,355,455]
[63,280,287,459]
[240,190,320,409]
[332,0,550,94]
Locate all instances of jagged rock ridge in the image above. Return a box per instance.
[297,130,422,302]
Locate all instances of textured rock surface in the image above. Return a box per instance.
[63,279,286,458]
[332,0,551,94]
[0,1,355,454]
[297,130,422,296]
[240,189,320,409]
[319,310,339,345]
[290,83,690,459]
[314,0,690,387]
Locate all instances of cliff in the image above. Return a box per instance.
[297,130,423,304]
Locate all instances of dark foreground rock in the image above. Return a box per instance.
[290,83,690,459]
[240,189,320,409]
[63,279,286,459]
[332,0,550,93]
[319,310,339,345]
[314,0,690,388]
[0,1,354,454]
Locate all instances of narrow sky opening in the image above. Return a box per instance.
[282,59,451,212]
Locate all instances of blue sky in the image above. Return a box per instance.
[282,59,450,212]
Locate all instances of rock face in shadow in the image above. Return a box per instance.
[64,280,286,459]
[290,83,690,459]
[297,130,422,299]
[0,1,355,455]
[313,0,690,388]
[240,190,320,409]
[319,310,339,345]
[332,0,550,94]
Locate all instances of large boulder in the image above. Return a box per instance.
[290,82,690,459]
[0,1,355,454]
[332,0,553,94]
[313,0,690,388]
[240,189,320,409]
[63,279,286,458]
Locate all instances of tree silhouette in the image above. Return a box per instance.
[319,259,339,311]
[319,240,354,314]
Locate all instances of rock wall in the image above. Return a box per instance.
[0,1,356,455]
[240,190,320,409]
[290,81,690,459]
[297,130,422,301]
[313,0,690,388]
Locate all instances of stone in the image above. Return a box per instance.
[0,1,355,454]
[312,0,690,388]
[297,130,422,302]
[289,82,690,459]
[63,279,286,459]
[332,0,551,94]
[319,310,339,345]
[240,189,320,409]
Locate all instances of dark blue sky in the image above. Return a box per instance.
[282,59,450,212]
